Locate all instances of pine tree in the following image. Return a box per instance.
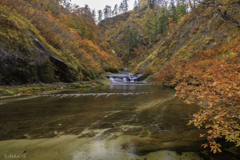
[92,9,96,22]
[98,10,102,22]
[148,0,155,9]
[122,0,129,12]
[176,0,186,21]
[169,0,177,23]
[108,5,112,17]
[114,4,118,16]
[103,5,109,19]
[134,0,138,11]
[143,6,155,44]
[125,28,138,54]
[119,2,124,14]
[156,6,169,35]
[84,4,90,14]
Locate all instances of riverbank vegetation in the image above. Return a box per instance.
[0,78,111,98]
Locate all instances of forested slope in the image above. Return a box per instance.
[99,0,239,81]
[136,5,240,84]
[0,0,121,85]
[99,0,240,152]
[99,6,148,64]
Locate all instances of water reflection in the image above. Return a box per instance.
[0,84,238,160]
[40,92,152,98]
[109,84,146,90]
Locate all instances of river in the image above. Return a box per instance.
[0,83,239,160]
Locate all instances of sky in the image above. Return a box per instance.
[70,0,135,12]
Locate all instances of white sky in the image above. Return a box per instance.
[70,0,135,12]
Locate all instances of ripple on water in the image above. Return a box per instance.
[1,85,239,160]
[40,92,153,98]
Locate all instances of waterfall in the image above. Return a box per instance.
[129,76,138,82]
[109,73,142,83]
[109,77,115,82]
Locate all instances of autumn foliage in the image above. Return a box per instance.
[152,35,240,152]
[0,0,121,80]
[98,0,240,153]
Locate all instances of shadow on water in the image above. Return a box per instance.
[0,84,239,160]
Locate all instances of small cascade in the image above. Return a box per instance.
[108,73,143,83]
[123,78,128,82]
[109,77,115,82]
[129,75,138,82]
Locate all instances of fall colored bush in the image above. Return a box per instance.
[0,0,121,80]
[152,35,240,153]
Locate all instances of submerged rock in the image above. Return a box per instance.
[90,122,114,129]
[121,129,208,155]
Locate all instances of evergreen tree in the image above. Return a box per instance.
[176,0,186,21]
[143,6,155,44]
[114,4,118,16]
[103,5,109,19]
[148,0,155,9]
[108,5,112,17]
[82,5,92,24]
[125,28,138,54]
[98,10,102,22]
[92,9,96,22]
[122,0,129,12]
[84,4,90,14]
[134,0,138,11]
[112,10,115,17]
[119,2,124,14]
[155,6,169,35]
[169,0,177,23]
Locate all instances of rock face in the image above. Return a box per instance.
[0,36,75,85]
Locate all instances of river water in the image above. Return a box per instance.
[0,84,239,160]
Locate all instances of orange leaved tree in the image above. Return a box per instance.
[175,54,240,153]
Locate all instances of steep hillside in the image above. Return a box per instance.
[99,2,240,81]
[0,0,121,85]
[134,6,240,78]
[99,1,240,151]
[99,6,149,65]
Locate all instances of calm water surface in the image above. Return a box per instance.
[0,84,239,160]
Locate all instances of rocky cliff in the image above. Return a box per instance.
[0,31,76,85]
